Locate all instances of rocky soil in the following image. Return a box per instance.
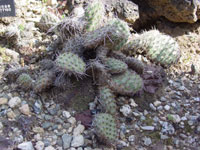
[0,0,199,150]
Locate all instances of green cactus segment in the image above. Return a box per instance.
[55,52,86,75]
[85,0,105,32]
[109,70,143,95]
[16,73,33,90]
[108,19,131,51]
[133,30,180,66]
[94,113,118,144]
[99,87,117,115]
[34,71,55,93]
[104,58,128,74]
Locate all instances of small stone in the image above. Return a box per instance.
[161,122,175,135]
[71,135,84,147]
[35,141,45,150]
[164,105,170,111]
[33,127,44,133]
[153,101,161,107]
[8,97,21,108]
[160,134,169,140]
[62,134,72,149]
[20,104,31,115]
[130,98,138,107]
[33,100,42,114]
[160,97,167,102]
[0,97,8,105]
[149,103,156,111]
[63,111,71,119]
[68,117,76,126]
[42,122,53,129]
[171,114,181,123]
[181,116,187,121]
[120,104,131,117]
[7,109,16,119]
[0,122,3,129]
[141,126,155,131]
[77,148,83,150]
[128,135,135,142]
[157,106,163,111]
[143,137,152,146]
[73,124,85,136]
[18,141,34,150]
[44,146,56,150]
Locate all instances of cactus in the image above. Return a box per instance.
[108,18,131,51]
[129,29,180,66]
[16,73,33,90]
[36,12,60,32]
[83,18,131,51]
[99,87,117,115]
[55,52,86,76]
[103,57,128,74]
[93,113,118,145]
[63,35,84,56]
[108,70,143,96]
[85,0,105,32]
[34,71,55,93]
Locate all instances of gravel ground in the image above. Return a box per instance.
[0,0,199,150]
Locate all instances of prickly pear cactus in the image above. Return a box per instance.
[103,58,128,74]
[93,113,118,145]
[109,70,143,96]
[55,52,86,76]
[85,0,105,32]
[34,71,55,93]
[108,18,131,51]
[99,87,117,115]
[16,73,33,90]
[130,29,180,66]
[36,12,60,32]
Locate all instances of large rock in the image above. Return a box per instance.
[133,0,200,23]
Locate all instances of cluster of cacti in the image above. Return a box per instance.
[93,113,118,145]
[85,0,105,32]
[16,73,33,90]
[11,2,181,147]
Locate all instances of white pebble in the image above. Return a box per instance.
[164,105,170,111]
[63,111,71,119]
[73,124,85,136]
[35,141,45,150]
[8,97,21,108]
[18,141,34,150]
[71,135,84,147]
[120,104,131,117]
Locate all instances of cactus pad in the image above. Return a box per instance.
[34,71,55,93]
[16,73,33,90]
[104,58,128,74]
[85,0,105,32]
[109,70,143,96]
[99,87,117,115]
[55,52,86,75]
[132,29,180,66]
[93,113,118,144]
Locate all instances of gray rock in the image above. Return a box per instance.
[73,124,85,136]
[42,122,53,129]
[33,100,43,114]
[35,141,45,150]
[149,103,156,111]
[120,104,132,116]
[8,97,21,108]
[17,141,34,150]
[161,122,175,135]
[164,105,170,111]
[128,135,135,142]
[141,126,155,131]
[71,135,84,147]
[143,137,152,146]
[62,134,72,149]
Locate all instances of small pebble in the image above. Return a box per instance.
[63,111,71,119]
[71,135,84,147]
[141,126,155,131]
[18,141,34,150]
[0,97,8,105]
[120,104,131,116]
[44,146,56,150]
[164,105,170,111]
[20,104,31,115]
[35,141,45,150]
[8,97,21,108]
[73,124,85,136]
